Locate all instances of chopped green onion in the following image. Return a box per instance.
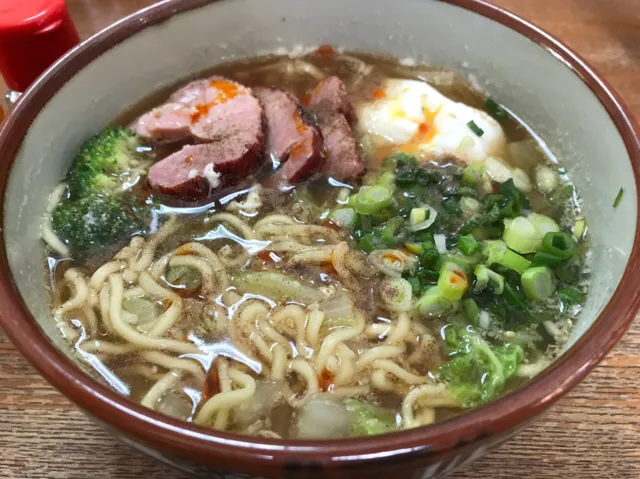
[410,207,426,225]
[377,171,396,190]
[459,203,503,235]
[406,276,422,294]
[451,186,477,197]
[460,196,480,219]
[573,218,586,240]
[405,242,424,255]
[531,251,563,267]
[329,208,356,228]
[354,185,393,215]
[414,285,458,317]
[502,282,530,311]
[503,217,542,254]
[521,266,556,301]
[462,164,485,186]
[558,287,583,304]
[416,169,439,185]
[360,233,383,252]
[407,205,437,232]
[380,226,398,247]
[419,242,440,267]
[613,187,624,208]
[437,253,481,274]
[462,298,480,326]
[459,234,480,255]
[527,213,560,237]
[485,97,508,121]
[473,264,505,294]
[483,240,532,274]
[467,120,485,137]
[541,232,576,260]
[389,152,417,168]
[501,250,532,274]
[396,169,417,186]
[437,263,469,301]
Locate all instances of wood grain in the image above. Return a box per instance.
[1,1,639,478]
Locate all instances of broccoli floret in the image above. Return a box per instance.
[438,324,524,407]
[68,126,141,199]
[51,195,149,254]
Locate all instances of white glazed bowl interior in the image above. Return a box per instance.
[4,0,636,367]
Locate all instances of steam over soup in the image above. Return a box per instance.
[42,50,590,439]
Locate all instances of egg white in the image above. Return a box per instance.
[357,79,506,165]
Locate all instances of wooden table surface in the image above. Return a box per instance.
[2,0,640,477]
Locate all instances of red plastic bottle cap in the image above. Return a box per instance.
[0,0,80,91]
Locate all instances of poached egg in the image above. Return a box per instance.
[357,79,506,165]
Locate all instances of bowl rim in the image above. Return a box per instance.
[1,0,639,474]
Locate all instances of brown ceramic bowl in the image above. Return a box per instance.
[1,0,639,477]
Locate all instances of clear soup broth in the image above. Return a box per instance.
[43,49,590,439]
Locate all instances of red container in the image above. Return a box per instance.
[0,0,80,92]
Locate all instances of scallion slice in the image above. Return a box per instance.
[354,185,393,215]
[405,242,424,255]
[573,218,586,240]
[558,287,583,304]
[462,298,480,326]
[377,171,396,190]
[473,264,504,295]
[521,266,556,301]
[541,232,576,260]
[483,240,532,274]
[485,97,508,121]
[613,187,624,208]
[437,263,469,300]
[531,251,563,267]
[503,217,542,254]
[467,120,485,137]
[462,163,485,186]
[527,213,560,237]
[410,207,426,225]
[414,285,458,317]
[329,208,356,228]
[459,234,480,256]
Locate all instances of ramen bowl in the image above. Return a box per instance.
[1,0,639,477]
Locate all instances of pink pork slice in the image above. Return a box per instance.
[318,113,366,180]
[254,87,323,183]
[307,77,366,181]
[147,138,263,199]
[146,77,265,199]
[132,77,263,145]
[307,75,356,124]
